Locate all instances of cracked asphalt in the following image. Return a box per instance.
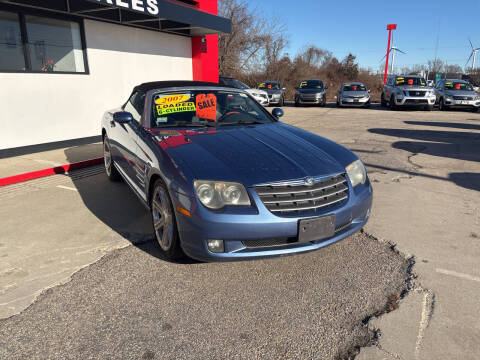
[1,103,479,359]
[0,233,409,360]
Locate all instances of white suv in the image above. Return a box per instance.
[381,75,436,111]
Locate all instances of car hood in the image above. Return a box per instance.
[246,89,268,96]
[155,123,350,187]
[342,91,369,97]
[444,90,477,96]
[297,88,325,94]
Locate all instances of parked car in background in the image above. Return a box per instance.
[295,79,327,107]
[258,81,285,106]
[219,76,269,106]
[102,81,372,262]
[434,79,480,112]
[336,82,371,108]
[381,75,436,110]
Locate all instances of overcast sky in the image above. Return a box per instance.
[250,0,480,71]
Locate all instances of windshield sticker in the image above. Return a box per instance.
[156,117,168,124]
[155,94,190,105]
[195,93,217,120]
[156,102,196,115]
[396,77,404,84]
[408,79,414,85]
[259,83,265,88]
[455,83,461,90]
[300,81,307,87]
[353,85,358,91]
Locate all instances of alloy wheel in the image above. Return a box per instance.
[152,186,174,251]
[104,139,112,176]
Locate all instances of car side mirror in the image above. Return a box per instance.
[272,108,284,119]
[282,87,286,91]
[113,111,133,124]
[368,89,371,93]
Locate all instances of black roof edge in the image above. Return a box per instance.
[134,80,220,92]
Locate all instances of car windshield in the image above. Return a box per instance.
[221,78,250,90]
[299,80,324,89]
[395,77,426,86]
[259,82,280,90]
[444,82,474,91]
[151,90,274,128]
[343,84,366,91]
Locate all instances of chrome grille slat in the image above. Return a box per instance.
[255,174,349,215]
[262,183,348,204]
[256,176,346,196]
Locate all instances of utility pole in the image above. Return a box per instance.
[384,24,397,84]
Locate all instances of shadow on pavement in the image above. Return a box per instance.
[63,146,195,263]
[404,121,480,131]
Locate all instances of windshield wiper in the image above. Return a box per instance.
[163,122,216,128]
[218,120,267,126]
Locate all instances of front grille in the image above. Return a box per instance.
[407,91,426,97]
[405,99,428,104]
[242,220,353,248]
[255,174,349,215]
[453,96,473,100]
[300,94,320,100]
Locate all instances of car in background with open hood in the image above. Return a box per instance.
[258,81,285,106]
[219,76,269,106]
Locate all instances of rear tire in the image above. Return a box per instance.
[278,97,284,107]
[151,179,184,260]
[103,136,121,182]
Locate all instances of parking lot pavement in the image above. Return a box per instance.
[0,104,479,359]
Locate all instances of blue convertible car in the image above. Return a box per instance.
[102,81,372,261]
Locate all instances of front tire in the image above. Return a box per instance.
[381,93,387,107]
[439,98,448,111]
[390,95,397,110]
[319,96,326,107]
[103,136,121,182]
[151,179,184,260]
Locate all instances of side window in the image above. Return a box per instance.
[124,91,145,122]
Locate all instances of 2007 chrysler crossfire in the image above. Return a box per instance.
[102,81,372,261]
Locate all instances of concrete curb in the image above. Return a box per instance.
[0,158,104,187]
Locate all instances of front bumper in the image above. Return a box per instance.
[340,97,370,106]
[395,96,436,107]
[444,98,480,108]
[171,180,373,262]
[268,96,282,105]
[297,97,324,105]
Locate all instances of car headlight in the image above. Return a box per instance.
[346,160,367,187]
[194,180,251,209]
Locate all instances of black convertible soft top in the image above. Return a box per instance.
[133,81,220,93]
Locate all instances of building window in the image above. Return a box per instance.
[0,9,88,74]
[0,11,25,71]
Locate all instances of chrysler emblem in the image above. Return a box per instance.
[305,177,314,186]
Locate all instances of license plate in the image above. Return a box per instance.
[298,215,336,243]
[461,100,468,105]
[353,99,359,103]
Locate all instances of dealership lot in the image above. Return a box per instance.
[1,105,479,359]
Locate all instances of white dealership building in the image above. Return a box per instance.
[0,0,229,152]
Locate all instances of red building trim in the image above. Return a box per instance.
[192,0,219,82]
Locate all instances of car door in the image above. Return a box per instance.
[110,91,145,191]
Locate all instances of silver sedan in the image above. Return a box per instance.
[336,82,371,108]
[434,79,480,112]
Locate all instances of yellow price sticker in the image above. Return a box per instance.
[156,102,196,115]
[155,94,190,105]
